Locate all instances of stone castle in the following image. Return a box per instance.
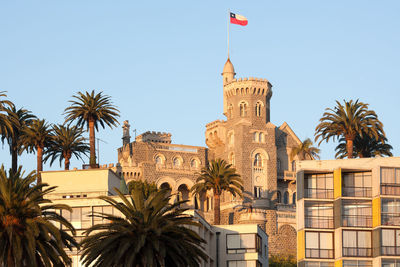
[115,58,311,256]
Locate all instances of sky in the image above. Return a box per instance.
[0,1,400,173]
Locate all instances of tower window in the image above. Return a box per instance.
[277,191,282,203]
[228,104,233,119]
[254,153,263,167]
[284,191,289,204]
[254,186,262,198]
[239,102,248,117]
[255,102,262,117]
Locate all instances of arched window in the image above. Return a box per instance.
[191,159,199,169]
[228,132,234,146]
[239,102,248,117]
[155,154,165,166]
[277,191,282,203]
[255,102,262,117]
[160,182,171,191]
[259,133,264,143]
[292,192,296,205]
[229,152,235,166]
[253,132,258,142]
[284,191,289,204]
[254,153,263,167]
[228,104,233,119]
[177,184,190,202]
[173,157,182,168]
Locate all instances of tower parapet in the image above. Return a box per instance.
[135,131,172,144]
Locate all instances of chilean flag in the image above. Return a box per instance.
[230,12,248,26]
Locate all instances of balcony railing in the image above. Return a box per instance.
[343,247,372,257]
[381,184,400,195]
[278,171,296,181]
[305,216,334,229]
[342,187,372,198]
[304,188,334,199]
[305,248,334,259]
[342,215,372,228]
[382,246,400,256]
[381,213,400,226]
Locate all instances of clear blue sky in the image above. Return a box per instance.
[1,1,399,173]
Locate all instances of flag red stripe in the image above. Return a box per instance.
[230,17,248,26]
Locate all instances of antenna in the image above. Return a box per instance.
[96,138,108,165]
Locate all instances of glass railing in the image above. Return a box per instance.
[342,215,372,228]
[382,246,400,256]
[305,248,334,259]
[381,213,400,226]
[342,187,372,198]
[342,247,372,257]
[381,184,400,195]
[304,189,334,199]
[305,216,334,229]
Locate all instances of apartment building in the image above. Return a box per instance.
[296,157,400,267]
[41,168,268,267]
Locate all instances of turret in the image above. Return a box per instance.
[122,120,131,146]
[222,58,235,86]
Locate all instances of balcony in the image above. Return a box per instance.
[305,248,334,259]
[382,246,400,256]
[342,215,372,228]
[343,247,372,257]
[381,184,400,195]
[305,216,334,229]
[304,188,334,199]
[381,213,400,226]
[278,171,296,181]
[342,187,372,198]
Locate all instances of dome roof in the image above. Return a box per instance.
[222,58,235,74]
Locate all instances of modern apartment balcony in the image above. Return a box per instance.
[278,171,296,181]
[343,247,372,257]
[342,187,372,198]
[381,213,400,226]
[305,216,334,229]
[305,248,334,259]
[304,188,334,199]
[381,184,400,195]
[382,246,400,256]
[342,215,372,228]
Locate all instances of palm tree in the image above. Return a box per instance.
[0,166,78,266]
[335,133,393,159]
[2,106,36,173]
[191,158,243,225]
[64,90,120,168]
[45,124,90,170]
[80,186,208,267]
[0,92,15,153]
[20,119,53,184]
[290,138,320,160]
[315,99,384,158]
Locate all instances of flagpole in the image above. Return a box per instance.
[227,10,230,58]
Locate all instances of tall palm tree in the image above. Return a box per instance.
[335,133,393,159]
[0,92,15,152]
[2,106,36,173]
[290,138,320,160]
[64,90,120,168]
[45,124,90,170]
[80,186,208,267]
[191,158,243,225]
[20,119,53,184]
[0,166,78,266]
[315,99,384,158]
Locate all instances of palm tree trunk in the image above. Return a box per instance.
[37,146,43,184]
[88,118,97,168]
[346,138,354,159]
[7,249,14,267]
[213,193,221,225]
[64,152,71,170]
[11,140,18,174]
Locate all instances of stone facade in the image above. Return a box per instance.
[116,58,307,257]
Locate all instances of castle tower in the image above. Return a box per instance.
[122,120,131,146]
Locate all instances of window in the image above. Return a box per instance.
[190,159,199,169]
[229,152,235,166]
[228,104,233,119]
[239,102,248,117]
[253,132,258,142]
[382,259,400,267]
[228,132,234,146]
[228,261,261,267]
[304,262,334,267]
[342,200,372,227]
[343,261,372,267]
[381,167,400,195]
[254,186,262,198]
[255,102,262,117]
[253,153,263,167]
[304,173,334,199]
[173,157,182,168]
[342,230,371,257]
[283,191,289,204]
[61,207,92,230]
[155,155,164,166]
[305,231,334,259]
[292,192,297,205]
[382,198,400,226]
[382,229,400,256]
[259,133,264,143]
[277,191,282,203]
[305,202,334,229]
[226,234,261,254]
[342,172,372,197]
